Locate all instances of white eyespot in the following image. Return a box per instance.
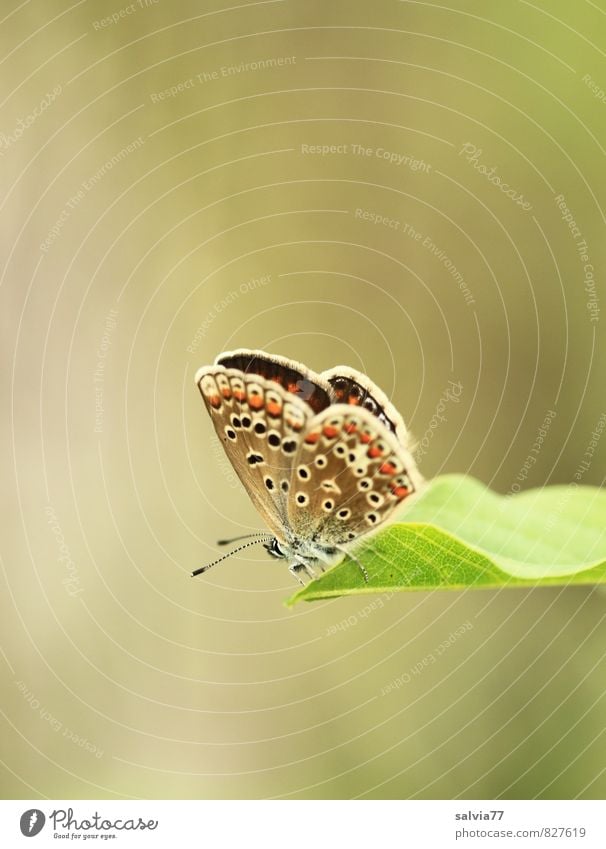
[267,430,281,449]
[314,454,327,468]
[367,492,384,506]
[224,425,237,441]
[265,390,283,420]
[230,377,244,395]
[334,444,346,457]
[337,508,351,520]
[354,465,366,477]
[365,512,379,524]
[358,478,372,490]
[201,375,216,393]
[284,402,305,431]
[246,384,264,416]
[322,499,334,512]
[201,375,220,400]
[295,492,309,506]
[297,465,310,480]
[216,373,230,393]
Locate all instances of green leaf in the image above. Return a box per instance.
[286,474,606,605]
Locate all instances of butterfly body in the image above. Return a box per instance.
[195,350,423,583]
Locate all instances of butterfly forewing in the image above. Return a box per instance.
[196,365,313,537]
[217,349,333,414]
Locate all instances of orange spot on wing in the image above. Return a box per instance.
[360,433,372,444]
[348,395,361,405]
[304,432,321,444]
[233,389,246,401]
[367,445,384,459]
[344,422,357,434]
[248,395,264,409]
[266,401,282,416]
[323,425,339,438]
[221,387,232,399]
[209,396,221,409]
[379,461,397,475]
[391,484,410,500]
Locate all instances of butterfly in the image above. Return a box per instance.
[193,349,423,584]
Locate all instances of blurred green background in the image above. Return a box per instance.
[1,0,605,800]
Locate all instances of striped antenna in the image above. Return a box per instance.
[191,536,272,577]
[217,532,270,546]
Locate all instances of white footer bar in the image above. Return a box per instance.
[0,800,604,848]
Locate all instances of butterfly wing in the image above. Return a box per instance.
[217,349,333,413]
[320,365,409,445]
[216,353,408,440]
[286,404,423,547]
[195,356,327,538]
[197,350,421,558]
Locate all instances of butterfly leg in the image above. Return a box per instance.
[302,560,324,581]
[289,559,323,584]
[342,548,369,583]
[289,562,308,585]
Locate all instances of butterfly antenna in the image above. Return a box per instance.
[216,532,271,546]
[191,537,271,577]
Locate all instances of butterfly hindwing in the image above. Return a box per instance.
[321,366,409,445]
[286,404,421,546]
